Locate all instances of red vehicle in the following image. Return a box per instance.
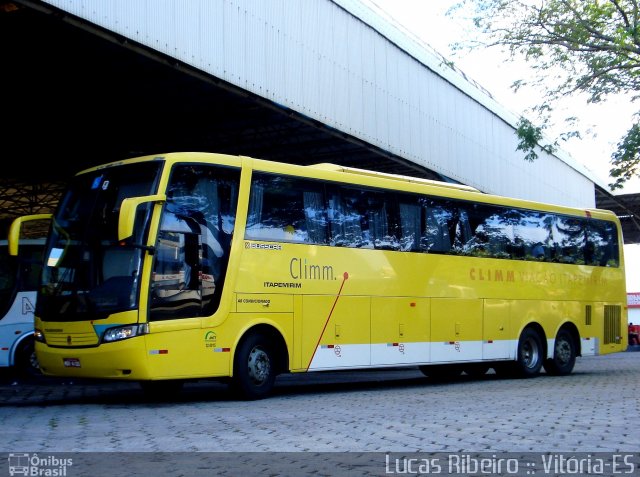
[629,323,640,346]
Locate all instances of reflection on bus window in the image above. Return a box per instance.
[243,171,620,268]
[150,164,240,320]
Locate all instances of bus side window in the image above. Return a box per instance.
[553,216,586,264]
[452,209,473,254]
[398,201,421,252]
[514,211,553,262]
[586,220,619,267]
[421,206,452,253]
[246,174,328,245]
[463,205,490,256]
[303,190,328,245]
[471,205,514,259]
[367,194,399,251]
[327,186,399,250]
[327,189,364,247]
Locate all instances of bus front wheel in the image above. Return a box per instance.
[232,333,276,400]
[543,329,576,376]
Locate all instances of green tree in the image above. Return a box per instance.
[450,0,640,189]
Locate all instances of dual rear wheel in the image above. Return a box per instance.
[497,327,576,378]
[422,327,576,380]
[514,327,545,377]
[543,329,576,376]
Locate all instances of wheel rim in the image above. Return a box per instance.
[555,338,572,365]
[28,351,39,372]
[521,337,540,369]
[247,346,270,385]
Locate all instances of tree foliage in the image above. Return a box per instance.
[450,0,640,189]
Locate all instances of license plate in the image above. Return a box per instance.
[63,358,81,368]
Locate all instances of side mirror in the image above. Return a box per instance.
[8,214,53,256]
[118,194,166,241]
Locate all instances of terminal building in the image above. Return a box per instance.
[1,0,639,244]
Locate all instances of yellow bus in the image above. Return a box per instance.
[10,152,627,399]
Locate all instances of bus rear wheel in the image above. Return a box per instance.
[514,327,544,377]
[232,333,276,400]
[543,329,576,376]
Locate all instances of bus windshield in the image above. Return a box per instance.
[37,161,163,322]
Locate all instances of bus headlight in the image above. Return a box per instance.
[102,324,149,343]
[34,328,46,343]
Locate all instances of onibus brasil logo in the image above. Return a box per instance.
[8,453,73,476]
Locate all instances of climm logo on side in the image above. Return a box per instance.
[290,258,336,281]
[469,268,515,282]
[245,241,337,284]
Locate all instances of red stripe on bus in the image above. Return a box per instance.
[306,272,349,370]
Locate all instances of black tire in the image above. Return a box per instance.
[232,333,276,400]
[543,329,576,376]
[514,327,544,377]
[15,337,41,378]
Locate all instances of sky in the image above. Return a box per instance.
[363,0,640,292]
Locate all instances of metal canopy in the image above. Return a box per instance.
[595,187,640,245]
[1,1,639,244]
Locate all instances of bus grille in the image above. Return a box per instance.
[603,305,622,344]
[45,331,99,347]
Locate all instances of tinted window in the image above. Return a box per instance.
[246,174,328,244]
[586,220,619,267]
[327,185,399,250]
[243,171,619,267]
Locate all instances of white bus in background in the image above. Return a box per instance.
[0,238,46,377]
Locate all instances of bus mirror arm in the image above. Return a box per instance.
[118,194,166,242]
[8,214,53,256]
[129,243,156,255]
